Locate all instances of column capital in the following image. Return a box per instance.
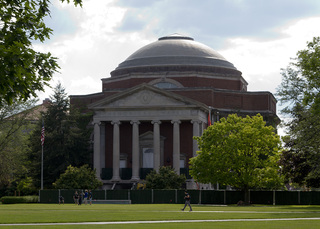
[130,120,141,125]
[111,121,121,125]
[171,120,181,124]
[151,120,162,125]
[191,120,201,124]
[92,121,102,126]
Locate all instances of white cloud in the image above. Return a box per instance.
[36,0,154,99]
[35,1,320,138]
[220,16,320,94]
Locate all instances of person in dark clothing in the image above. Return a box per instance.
[73,191,79,205]
[181,191,192,212]
[78,191,83,205]
[59,196,64,205]
[88,190,93,205]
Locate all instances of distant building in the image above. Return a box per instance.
[70,34,279,189]
[5,98,50,124]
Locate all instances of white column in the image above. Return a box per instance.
[131,120,140,181]
[100,122,106,171]
[171,120,181,174]
[93,122,101,179]
[111,121,121,181]
[191,120,201,157]
[152,120,161,172]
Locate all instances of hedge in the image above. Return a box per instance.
[1,196,39,204]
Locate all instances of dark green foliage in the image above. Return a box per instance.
[53,165,102,189]
[146,166,186,189]
[27,83,92,189]
[277,37,320,188]
[0,0,82,106]
[190,114,283,204]
[279,138,311,186]
[1,196,39,204]
[0,99,38,196]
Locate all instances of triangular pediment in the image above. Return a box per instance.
[88,83,206,110]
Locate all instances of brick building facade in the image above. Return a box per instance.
[70,34,279,189]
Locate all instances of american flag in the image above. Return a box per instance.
[208,113,211,126]
[41,124,45,146]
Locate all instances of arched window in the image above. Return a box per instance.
[153,82,179,89]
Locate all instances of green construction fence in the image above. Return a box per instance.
[39,189,320,205]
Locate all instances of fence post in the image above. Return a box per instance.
[199,189,201,204]
[298,190,300,205]
[152,189,154,204]
[128,189,130,200]
[39,190,41,203]
[224,190,226,205]
[105,189,107,200]
[175,190,177,203]
[273,190,276,205]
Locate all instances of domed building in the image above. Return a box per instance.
[70,34,279,189]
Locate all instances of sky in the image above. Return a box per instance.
[34,0,320,134]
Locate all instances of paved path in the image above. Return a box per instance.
[1,217,320,226]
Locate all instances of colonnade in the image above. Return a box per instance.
[93,119,203,181]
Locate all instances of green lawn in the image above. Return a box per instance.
[0,204,320,228]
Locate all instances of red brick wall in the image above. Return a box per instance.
[102,76,242,91]
[173,76,241,90]
[180,121,193,168]
[213,92,271,111]
[160,121,173,167]
[173,90,214,105]
[120,122,132,168]
[105,122,113,168]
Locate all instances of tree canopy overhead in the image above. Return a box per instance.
[0,0,82,106]
[190,114,283,204]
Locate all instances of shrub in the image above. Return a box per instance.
[53,165,103,189]
[1,196,39,204]
[146,166,186,189]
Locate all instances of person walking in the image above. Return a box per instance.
[88,190,93,205]
[83,190,88,205]
[59,195,64,205]
[73,191,79,205]
[181,191,192,212]
[78,190,84,205]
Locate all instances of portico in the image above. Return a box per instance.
[89,84,207,183]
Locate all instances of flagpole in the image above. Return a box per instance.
[41,143,43,190]
[41,118,45,190]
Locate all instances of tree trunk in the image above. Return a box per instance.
[244,186,250,205]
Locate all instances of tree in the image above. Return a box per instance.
[190,114,283,204]
[27,83,92,188]
[0,0,82,106]
[146,166,186,189]
[0,99,37,195]
[279,136,312,188]
[277,37,320,113]
[276,37,320,188]
[53,165,102,189]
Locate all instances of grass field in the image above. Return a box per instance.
[1,204,320,228]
